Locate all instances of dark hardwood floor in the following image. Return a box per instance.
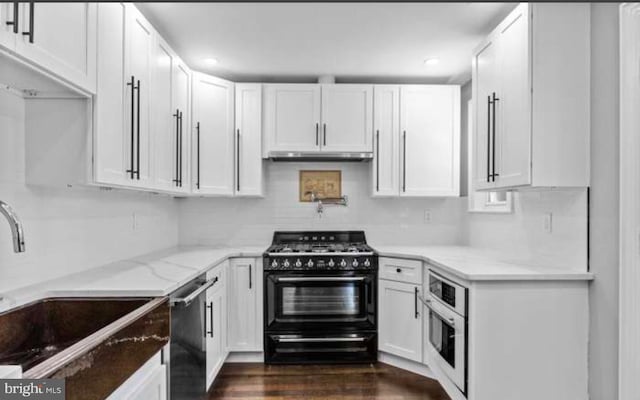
[208,362,451,400]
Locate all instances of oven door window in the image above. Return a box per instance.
[282,286,359,316]
[429,309,456,368]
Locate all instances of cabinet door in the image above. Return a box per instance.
[192,73,234,195]
[124,5,154,187]
[472,39,498,191]
[94,2,128,186]
[235,84,263,196]
[373,85,400,196]
[320,84,373,152]
[495,5,531,188]
[125,364,167,400]
[400,85,460,197]
[0,2,17,50]
[15,3,96,93]
[227,258,260,351]
[173,59,191,194]
[264,84,321,153]
[206,284,226,390]
[378,279,422,362]
[150,36,177,192]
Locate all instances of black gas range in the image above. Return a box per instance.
[263,231,378,364]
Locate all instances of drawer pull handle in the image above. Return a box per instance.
[396,268,402,273]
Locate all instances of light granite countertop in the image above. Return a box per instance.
[0,244,592,313]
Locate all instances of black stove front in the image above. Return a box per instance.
[263,231,378,364]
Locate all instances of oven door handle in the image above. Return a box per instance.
[276,276,366,282]
[422,297,456,327]
[276,337,366,343]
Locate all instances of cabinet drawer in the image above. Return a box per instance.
[206,261,227,290]
[379,257,422,284]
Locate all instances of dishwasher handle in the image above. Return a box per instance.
[171,277,218,307]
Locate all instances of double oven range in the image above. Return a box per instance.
[263,231,378,364]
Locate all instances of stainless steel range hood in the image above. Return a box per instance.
[268,151,373,162]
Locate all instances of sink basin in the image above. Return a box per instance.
[0,297,169,400]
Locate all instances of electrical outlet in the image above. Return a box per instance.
[544,212,553,233]
[424,209,432,223]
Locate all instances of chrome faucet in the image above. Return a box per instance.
[0,201,25,253]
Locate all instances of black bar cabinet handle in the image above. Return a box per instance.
[248,264,252,289]
[323,123,327,146]
[21,1,33,43]
[173,109,180,186]
[414,287,419,319]
[179,111,183,187]
[375,130,380,192]
[236,129,240,192]
[126,76,135,179]
[196,122,200,190]
[486,95,492,183]
[402,131,407,192]
[206,302,213,338]
[315,123,319,146]
[135,79,141,179]
[491,92,499,182]
[6,2,18,34]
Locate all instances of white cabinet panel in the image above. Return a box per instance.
[378,279,422,362]
[192,73,234,195]
[206,278,226,390]
[14,2,96,92]
[400,85,460,197]
[227,258,262,351]
[172,59,191,194]
[235,84,263,196]
[373,85,400,196]
[0,2,17,50]
[379,257,423,285]
[320,84,373,152]
[107,353,166,400]
[264,84,321,154]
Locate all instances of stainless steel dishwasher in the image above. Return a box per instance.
[169,273,218,400]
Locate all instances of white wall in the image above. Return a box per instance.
[179,162,467,247]
[0,90,179,295]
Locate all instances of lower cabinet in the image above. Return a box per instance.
[227,258,263,352]
[205,266,227,390]
[107,352,167,400]
[378,278,423,363]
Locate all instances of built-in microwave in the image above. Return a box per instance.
[423,270,468,395]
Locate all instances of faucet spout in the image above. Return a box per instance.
[0,201,25,253]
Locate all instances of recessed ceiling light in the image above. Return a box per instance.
[204,58,219,66]
[424,58,440,66]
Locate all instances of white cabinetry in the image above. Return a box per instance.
[378,278,423,362]
[234,84,263,196]
[264,84,373,155]
[264,84,321,154]
[320,84,372,152]
[472,3,590,191]
[107,352,167,400]
[205,264,227,390]
[227,258,262,352]
[373,85,460,197]
[192,73,235,195]
[0,2,96,93]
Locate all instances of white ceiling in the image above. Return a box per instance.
[136,2,516,84]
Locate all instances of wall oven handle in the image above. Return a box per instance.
[276,337,366,343]
[276,276,365,282]
[171,276,218,307]
[423,298,456,327]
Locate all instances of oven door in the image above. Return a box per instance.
[265,271,376,331]
[426,295,466,393]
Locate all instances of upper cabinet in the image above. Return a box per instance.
[235,84,264,197]
[264,83,373,156]
[0,2,96,93]
[373,85,460,197]
[472,3,590,191]
[191,73,235,196]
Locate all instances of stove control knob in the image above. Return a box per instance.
[339,259,347,268]
[295,259,302,268]
[352,259,359,268]
[328,259,335,267]
[283,259,290,268]
[271,260,279,268]
[363,259,371,267]
[306,259,314,268]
